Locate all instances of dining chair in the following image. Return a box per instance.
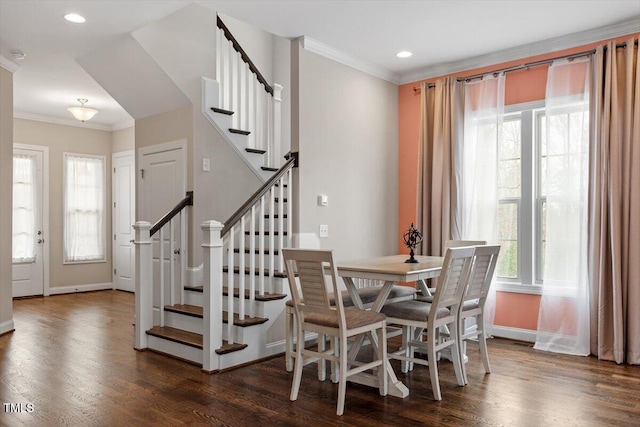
[457,244,500,384]
[282,249,388,416]
[422,240,486,297]
[381,246,474,401]
[284,279,416,373]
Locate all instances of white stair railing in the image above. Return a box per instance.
[133,192,192,348]
[220,157,295,345]
[216,16,283,168]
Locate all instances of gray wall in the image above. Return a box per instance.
[293,40,399,261]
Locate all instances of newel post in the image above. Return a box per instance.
[201,220,224,372]
[272,83,283,167]
[133,221,153,350]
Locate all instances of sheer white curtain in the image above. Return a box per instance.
[458,74,505,335]
[12,154,37,263]
[64,154,105,263]
[534,58,591,355]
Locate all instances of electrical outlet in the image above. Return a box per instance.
[319,224,329,238]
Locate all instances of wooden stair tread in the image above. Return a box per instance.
[245,148,266,154]
[163,304,269,326]
[261,166,278,172]
[244,230,288,236]
[211,107,234,115]
[165,304,203,318]
[216,341,248,355]
[223,312,268,327]
[229,128,250,135]
[146,326,247,356]
[223,266,288,278]
[146,326,202,349]
[274,198,287,203]
[184,285,287,301]
[233,248,279,255]
[264,214,287,219]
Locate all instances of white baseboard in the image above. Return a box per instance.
[0,319,15,335]
[48,282,114,295]
[491,325,536,343]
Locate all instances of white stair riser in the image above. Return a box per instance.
[165,311,203,335]
[147,335,203,365]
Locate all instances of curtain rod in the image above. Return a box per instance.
[412,40,637,92]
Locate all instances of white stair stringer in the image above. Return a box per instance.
[202,76,274,182]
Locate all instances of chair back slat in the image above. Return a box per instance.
[431,246,474,316]
[283,249,344,326]
[465,245,501,301]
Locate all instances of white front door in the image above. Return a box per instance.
[112,151,136,292]
[12,146,46,298]
[139,141,186,310]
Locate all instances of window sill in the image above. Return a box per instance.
[494,282,543,295]
[63,259,107,265]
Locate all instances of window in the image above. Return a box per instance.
[63,153,106,263]
[495,102,589,291]
[13,154,37,263]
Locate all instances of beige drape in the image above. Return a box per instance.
[589,38,640,364]
[416,78,464,256]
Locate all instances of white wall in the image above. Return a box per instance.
[293,40,399,261]
[0,66,14,333]
[13,119,113,290]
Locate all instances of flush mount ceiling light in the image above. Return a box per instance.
[64,13,86,23]
[67,99,98,122]
[396,51,413,58]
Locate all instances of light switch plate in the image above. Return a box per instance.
[202,158,210,172]
[319,224,329,238]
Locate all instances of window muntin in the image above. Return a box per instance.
[63,153,106,263]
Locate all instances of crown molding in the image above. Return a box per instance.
[111,120,135,131]
[14,111,115,132]
[399,18,640,85]
[0,55,20,73]
[300,36,400,84]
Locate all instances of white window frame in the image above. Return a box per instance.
[63,152,107,264]
[495,101,544,295]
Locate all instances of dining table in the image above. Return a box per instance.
[336,254,444,398]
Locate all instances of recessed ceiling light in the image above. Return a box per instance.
[64,13,86,24]
[396,51,413,58]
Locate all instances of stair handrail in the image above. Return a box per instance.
[221,155,295,237]
[150,191,194,236]
[217,16,274,96]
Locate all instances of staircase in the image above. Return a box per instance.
[133,15,296,372]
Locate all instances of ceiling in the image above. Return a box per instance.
[1,0,639,130]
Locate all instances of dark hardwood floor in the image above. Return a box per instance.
[1,290,638,426]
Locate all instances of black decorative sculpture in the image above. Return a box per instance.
[403,223,423,263]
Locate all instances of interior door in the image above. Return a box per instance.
[140,143,185,310]
[112,151,136,292]
[12,147,45,297]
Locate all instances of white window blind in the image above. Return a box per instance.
[64,153,106,263]
[13,154,36,263]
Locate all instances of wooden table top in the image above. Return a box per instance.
[337,255,444,281]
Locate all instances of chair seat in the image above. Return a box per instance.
[305,308,386,329]
[381,300,450,322]
[286,285,416,308]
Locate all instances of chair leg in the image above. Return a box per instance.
[377,326,388,396]
[318,333,326,381]
[400,326,409,373]
[427,329,442,401]
[330,336,339,383]
[478,314,491,374]
[285,308,294,372]
[458,315,468,385]
[450,319,466,387]
[290,324,305,401]
[337,335,348,416]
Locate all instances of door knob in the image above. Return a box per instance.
[174,249,181,255]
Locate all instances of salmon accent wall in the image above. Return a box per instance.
[398,33,640,333]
